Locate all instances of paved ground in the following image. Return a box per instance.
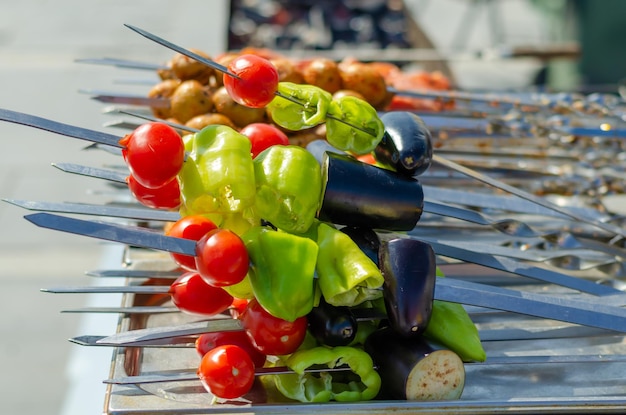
[0,1,548,414]
[0,2,229,414]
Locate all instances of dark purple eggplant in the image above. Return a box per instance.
[307,298,357,346]
[317,152,424,231]
[364,326,465,401]
[378,237,436,337]
[374,111,433,177]
[340,226,380,265]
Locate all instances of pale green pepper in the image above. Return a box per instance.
[425,268,487,362]
[267,82,332,130]
[178,125,257,220]
[316,223,384,307]
[325,95,385,155]
[242,226,318,322]
[274,346,381,402]
[254,145,322,234]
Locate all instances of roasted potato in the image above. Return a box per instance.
[301,57,342,94]
[185,112,238,131]
[147,78,181,119]
[211,86,267,128]
[169,80,214,124]
[270,57,305,84]
[338,62,388,108]
[170,49,215,85]
[332,89,366,100]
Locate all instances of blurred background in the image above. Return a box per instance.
[0,1,624,414]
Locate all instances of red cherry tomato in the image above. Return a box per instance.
[223,54,279,108]
[195,331,266,367]
[239,123,290,158]
[165,215,218,270]
[197,344,256,400]
[119,122,185,189]
[240,298,307,356]
[126,174,181,210]
[168,272,233,316]
[195,229,249,287]
[229,297,249,319]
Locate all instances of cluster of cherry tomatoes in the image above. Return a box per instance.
[119,53,315,400]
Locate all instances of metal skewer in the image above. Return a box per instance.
[102,353,626,385]
[122,24,372,137]
[62,306,179,314]
[76,56,624,119]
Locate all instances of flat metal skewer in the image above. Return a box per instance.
[102,354,626,386]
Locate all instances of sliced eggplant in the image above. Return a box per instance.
[307,297,357,346]
[318,152,424,231]
[365,326,465,401]
[378,237,436,336]
[374,111,433,177]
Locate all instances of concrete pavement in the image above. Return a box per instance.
[0,2,228,414]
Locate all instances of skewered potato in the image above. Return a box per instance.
[169,49,215,85]
[185,112,238,132]
[169,79,214,124]
[212,52,241,87]
[301,57,342,94]
[211,86,268,128]
[338,61,388,109]
[270,57,305,84]
[332,89,366,100]
[147,78,181,119]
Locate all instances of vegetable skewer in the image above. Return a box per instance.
[75,56,622,117]
[103,353,626,385]
[21,212,626,331]
[1,106,623,240]
[124,24,380,138]
[17,207,621,295]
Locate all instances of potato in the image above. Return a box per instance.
[147,78,181,119]
[169,80,214,124]
[270,58,305,84]
[170,49,215,85]
[185,113,238,131]
[301,58,342,93]
[211,86,267,128]
[332,89,366,101]
[338,62,388,108]
[156,65,176,81]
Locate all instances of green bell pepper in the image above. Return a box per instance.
[243,226,318,322]
[325,95,385,155]
[178,125,257,221]
[267,82,332,131]
[423,299,486,362]
[274,346,381,402]
[316,223,384,307]
[253,145,322,234]
[222,273,255,300]
[423,269,486,362]
[348,320,378,347]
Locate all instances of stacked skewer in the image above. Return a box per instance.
[3,23,626,413]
